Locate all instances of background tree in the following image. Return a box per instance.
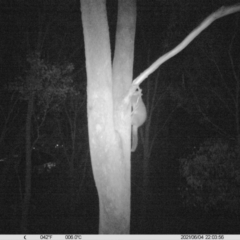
[0,0,88,233]
[9,52,75,232]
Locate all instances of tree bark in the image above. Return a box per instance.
[80,0,136,233]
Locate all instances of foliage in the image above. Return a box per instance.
[179,138,240,213]
[9,52,76,112]
[6,52,83,154]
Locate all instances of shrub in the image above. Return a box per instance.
[179,138,240,213]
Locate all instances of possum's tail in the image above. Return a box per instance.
[131,125,138,152]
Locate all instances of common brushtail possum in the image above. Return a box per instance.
[131,88,147,152]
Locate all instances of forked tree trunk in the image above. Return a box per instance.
[80,0,136,234]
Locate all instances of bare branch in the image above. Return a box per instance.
[133,4,240,86]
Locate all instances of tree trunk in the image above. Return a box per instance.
[21,91,34,233]
[80,0,136,233]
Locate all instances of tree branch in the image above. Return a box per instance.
[133,4,240,86]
